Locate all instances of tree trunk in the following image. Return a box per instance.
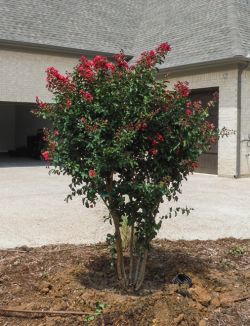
[135,249,148,290]
[111,210,128,287]
[106,174,127,287]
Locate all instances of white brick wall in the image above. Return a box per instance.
[0,47,79,102]
[162,65,239,177]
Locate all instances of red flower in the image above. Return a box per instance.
[85,92,93,103]
[85,68,94,80]
[42,151,50,161]
[46,66,69,90]
[80,56,93,68]
[89,169,96,178]
[138,122,148,131]
[149,50,156,58]
[54,130,60,136]
[151,139,159,146]
[35,96,47,109]
[149,148,158,156]
[79,90,94,103]
[114,52,129,69]
[174,81,189,98]
[156,42,171,55]
[156,133,164,142]
[186,109,192,116]
[78,63,95,81]
[106,62,116,71]
[147,57,152,66]
[66,98,72,108]
[137,50,157,67]
[145,50,157,66]
[93,55,108,69]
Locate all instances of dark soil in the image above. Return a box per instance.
[0,238,249,325]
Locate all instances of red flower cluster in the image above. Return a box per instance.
[113,52,129,69]
[138,122,148,131]
[79,89,94,103]
[106,62,116,71]
[46,66,70,90]
[174,81,190,98]
[137,50,156,67]
[66,98,72,108]
[155,42,172,55]
[78,56,95,81]
[36,96,47,110]
[89,169,96,178]
[137,42,171,67]
[78,55,116,78]
[148,133,165,156]
[185,109,192,116]
[147,50,157,66]
[93,55,108,69]
[78,66,95,80]
[42,151,50,161]
[156,132,164,142]
[149,148,158,156]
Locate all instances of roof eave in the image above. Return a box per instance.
[159,56,250,75]
[0,38,134,59]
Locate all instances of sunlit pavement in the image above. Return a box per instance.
[0,164,249,248]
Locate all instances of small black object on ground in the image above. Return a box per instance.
[172,273,192,287]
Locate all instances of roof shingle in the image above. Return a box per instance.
[0,0,249,68]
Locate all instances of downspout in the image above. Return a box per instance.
[235,62,249,178]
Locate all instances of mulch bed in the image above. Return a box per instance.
[0,238,249,325]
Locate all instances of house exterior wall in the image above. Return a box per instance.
[0,47,79,102]
[161,65,239,177]
[241,68,250,176]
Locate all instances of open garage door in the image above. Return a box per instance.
[190,88,219,175]
[0,102,49,164]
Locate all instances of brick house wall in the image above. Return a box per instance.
[0,47,79,102]
[161,65,246,177]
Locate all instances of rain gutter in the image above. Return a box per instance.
[234,61,250,178]
[0,38,133,59]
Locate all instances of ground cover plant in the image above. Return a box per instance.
[34,43,219,290]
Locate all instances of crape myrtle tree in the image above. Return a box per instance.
[34,43,219,290]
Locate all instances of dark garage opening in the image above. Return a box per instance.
[0,102,49,166]
[190,87,219,175]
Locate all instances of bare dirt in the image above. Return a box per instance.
[0,238,249,326]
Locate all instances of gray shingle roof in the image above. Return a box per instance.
[0,0,144,55]
[133,0,250,68]
[0,0,249,68]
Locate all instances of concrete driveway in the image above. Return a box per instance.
[0,163,249,248]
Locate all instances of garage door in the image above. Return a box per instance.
[190,88,219,174]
